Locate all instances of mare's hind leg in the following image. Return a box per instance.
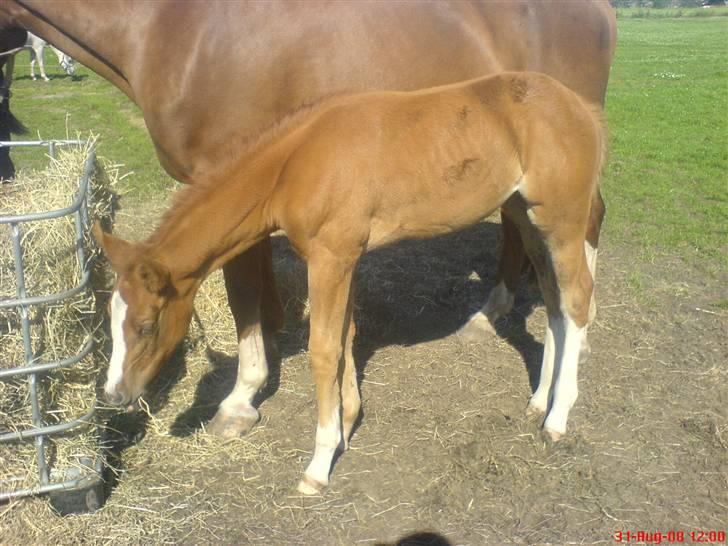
[207,238,284,438]
[458,212,522,340]
[298,247,357,495]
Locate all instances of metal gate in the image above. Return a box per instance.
[0,140,105,512]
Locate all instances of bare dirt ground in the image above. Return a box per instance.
[1,197,726,545]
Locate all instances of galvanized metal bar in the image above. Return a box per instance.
[0,406,96,442]
[73,169,89,270]
[0,269,91,310]
[0,148,96,308]
[0,334,94,379]
[0,139,85,148]
[0,139,102,503]
[0,167,89,224]
[10,221,50,485]
[0,464,102,502]
[79,150,94,230]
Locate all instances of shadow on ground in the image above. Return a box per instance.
[165,220,544,437]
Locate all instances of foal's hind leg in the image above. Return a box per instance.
[526,229,593,440]
[542,249,592,442]
[341,315,361,450]
[458,212,522,340]
[525,194,602,414]
[207,239,283,438]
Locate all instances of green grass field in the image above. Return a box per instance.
[8,14,728,272]
[616,5,728,18]
[9,63,169,196]
[604,15,727,272]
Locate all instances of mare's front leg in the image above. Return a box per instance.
[297,246,357,495]
[207,238,284,438]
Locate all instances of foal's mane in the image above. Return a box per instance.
[150,92,347,242]
[211,91,347,175]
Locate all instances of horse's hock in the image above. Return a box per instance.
[0,139,116,513]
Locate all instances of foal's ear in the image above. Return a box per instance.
[92,221,134,271]
[133,259,172,296]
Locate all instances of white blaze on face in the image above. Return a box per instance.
[105,290,128,397]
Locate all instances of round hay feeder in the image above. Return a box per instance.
[0,139,115,514]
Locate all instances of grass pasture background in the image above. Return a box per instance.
[1,13,726,546]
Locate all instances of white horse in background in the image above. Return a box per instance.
[26,31,75,81]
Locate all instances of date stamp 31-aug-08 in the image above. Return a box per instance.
[614,530,726,544]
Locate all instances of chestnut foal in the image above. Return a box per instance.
[95,72,606,494]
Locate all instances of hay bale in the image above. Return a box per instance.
[0,139,118,496]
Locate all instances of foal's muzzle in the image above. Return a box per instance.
[104,386,140,413]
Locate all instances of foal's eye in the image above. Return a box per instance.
[138,323,155,337]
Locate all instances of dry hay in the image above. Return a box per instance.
[0,184,315,543]
[0,139,119,498]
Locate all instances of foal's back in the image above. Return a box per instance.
[273,72,601,254]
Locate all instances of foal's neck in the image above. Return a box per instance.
[148,145,287,284]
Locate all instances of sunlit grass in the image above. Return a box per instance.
[603,16,727,272]
[616,6,728,18]
[10,56,171,198]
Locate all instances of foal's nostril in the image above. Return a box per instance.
[105,389,126,406]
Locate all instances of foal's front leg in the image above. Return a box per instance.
[297,247,357,495]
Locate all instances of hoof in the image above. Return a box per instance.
[525,402,546,418]
[207,408,259,439]
[297,475,326,495]
[542,427,563,443]
[457,313,496,342]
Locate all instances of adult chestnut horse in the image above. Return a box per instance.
[93,71,607,492]
[0,0,616,453]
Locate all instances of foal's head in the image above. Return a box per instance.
[94,224,194,408]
